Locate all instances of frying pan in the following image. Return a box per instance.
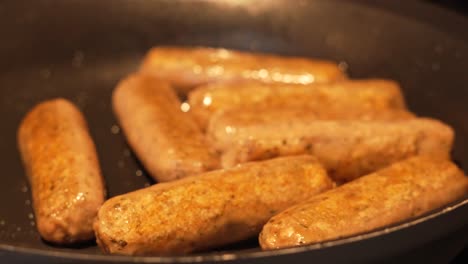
[0,0,467,263]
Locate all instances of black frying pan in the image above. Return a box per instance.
[0,0,467,263]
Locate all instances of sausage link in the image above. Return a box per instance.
[208,106,414,140]
[17,98,106,244]
[259,156,468,249]
[189,79,407,128]
[140,46,346,94]
[112,74,219,182]
[94,155,333,255]
[209,118,453,183]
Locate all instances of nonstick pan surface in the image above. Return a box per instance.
[0,1,467,263]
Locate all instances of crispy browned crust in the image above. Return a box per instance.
[189,79,407,128]
[139,46,346,94]
[259,156,468,250]
[94,155,334,255]
[210,118,453,182]
[17,98,106,244]
[112,74,220,182]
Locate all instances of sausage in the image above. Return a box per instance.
[112,74,219,182]
[210,118,453,183]
[94,155,334,255]
[139,46,346,94]
[189,79,407,128]
[17,98,106,244]
[259,156,468,250]
[208,106,414,140]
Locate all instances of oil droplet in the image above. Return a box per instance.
[202,95,212,106]
[20,185,28,193]
[28,213,34,219]
[123,149,131,157]
[338,61,349,72]
[135,170,143,177]
[297,74,315,84]
[16,227,21,232]
[117,160,125,168]
[271,72,283,82]
[257,69,268,79]
[144,183,151,187]
[111,125,120,134]
[0,220,5,226]
[75,192,85,202]
[282,74,294,83]
[30,221,35,226]
[72,51,84,68]
[207,65,224,76]
[180,102,191,112]
[25,199,31,206]
[40,69,51,79]
[215,49,231,59]
[225,126,236,135]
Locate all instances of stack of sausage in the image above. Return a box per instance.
[17,47,468,255]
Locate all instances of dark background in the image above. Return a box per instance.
[436,1,468,263]
[435,1,468,263]
[432,0,468,14]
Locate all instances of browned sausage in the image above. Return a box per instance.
[189,79,407,128]
[140,46,346,94]
[259,156,468,250]
[17,98,106,244]
[112,74,219,182]
[94,155,334,255]
[208,106,414,139]
[209,118,453,183]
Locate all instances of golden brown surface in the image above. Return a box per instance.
[208,105,414,139]
[189,79,407,128]
[17,98,105,244]
[112,74,219,182]
[140,46,346,94]
[210,118,453,182]
[259,156,468,250]
[94,156,334,255]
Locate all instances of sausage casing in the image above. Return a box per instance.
[208,106,414,139]
[94,155,333,255]
[210,118,453,182]
[259,156,468,250]
[17,98,106,244]
[112,74,219,182]
[189,79,407,128]
[140,46,346,94]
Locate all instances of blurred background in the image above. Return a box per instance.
[436,2,468,263]
[431,0,468,13]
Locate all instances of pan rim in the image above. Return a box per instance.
[1,196,467,262]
